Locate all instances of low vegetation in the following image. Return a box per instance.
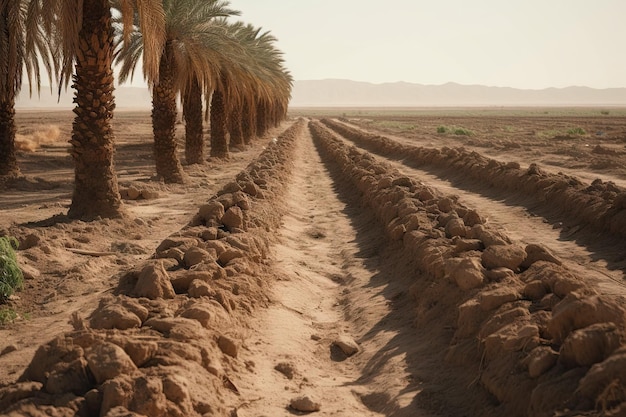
[0,236,23,302]
[437,125,474,136]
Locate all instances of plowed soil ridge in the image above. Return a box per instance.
[320,118,626,242]
[2,114,626,417]
[309,119,626,417]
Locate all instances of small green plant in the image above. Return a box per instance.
[437,125,473,136]
[453,127,473,136]
[567,127,586,136]
[0,307,18,325]
[0,236,23,302]
[601,110,610,115]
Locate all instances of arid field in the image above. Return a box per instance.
[1,108,626,416]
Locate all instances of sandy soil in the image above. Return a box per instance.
[1,108,626,417]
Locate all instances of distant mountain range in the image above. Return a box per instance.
[15,79,626,109]
[290,79,626,107]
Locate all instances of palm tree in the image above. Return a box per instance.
[0,0,53,178]
[209,22,292,157]
[116,0,241,180]
[40,0,165,219]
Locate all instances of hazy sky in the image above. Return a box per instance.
[231,0,626,89]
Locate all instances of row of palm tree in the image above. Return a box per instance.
[0,0,292,220]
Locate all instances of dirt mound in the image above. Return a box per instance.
[0,120,306,417]
[321,118,626,240]
[310,119,626,417]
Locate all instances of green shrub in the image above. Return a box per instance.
[601,110,610,115]
[0,236,23,302]
[0,307,18,325]
[567,127,586,136]
[453,127,473,136]
[437,125,473,136]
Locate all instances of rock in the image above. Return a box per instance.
[183,246,214,268]
[290,395,321,412]
[333,335,359,356]
[20,335,84,383]
[222,206,244,230]
[129,376,168,416]
[559,322,623,368]
[527,346,558,378]
[44,357,91,395]
[470,225,511,247]
[478,285,520,311]
[188,280,214,298]
[523,280,548,301]
[162,375,193,415]
[86,343,138,385]
[180,304,215,328]
[198,201,225,224]
[141,189,159,200]
[275,362,296,379]
[484,267,516,282]
[218,335,239,358]
[90,303,142,330]
[170,270,213,293]
[0,381,43,410]
[126,187,141,200]
[548,294,626,343]
[218,248,245,265]
[453,238,483,253]
[445,217,467,238]
[100,376,133,416]
[482,244,527,270]
[463,209,484,227]
[437,197,454,213]
[1,344,18,356]
[123,340,158,368]
[134,261,175,300]
[521,244,562,268]
[445,257,485,290]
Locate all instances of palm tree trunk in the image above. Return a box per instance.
[256,100,268,137]
[0,97,19,177]
[210,89,228,158]
[152,42,184,183]
[228,105,244,149]
[242,100,255,145]
[68,0,123,219]
[183,78,204,165]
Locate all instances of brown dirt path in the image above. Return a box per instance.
[232,123,385,416]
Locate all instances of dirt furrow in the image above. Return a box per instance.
[322,119,626,294]
[309,119,626,417]
[233,126,386,416]
[333,132,626,296]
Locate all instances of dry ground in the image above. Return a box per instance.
[1,108,626,416]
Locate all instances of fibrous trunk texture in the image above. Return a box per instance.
[210,89,228,158]
[152,42,184,183]
[256,101,268,138]
[0,98,19,177]
[242,100,255,145]
[228,105,244,149]
[68,0,123,220]
[183,78,204,165]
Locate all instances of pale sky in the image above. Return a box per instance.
[230,0,626,89]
